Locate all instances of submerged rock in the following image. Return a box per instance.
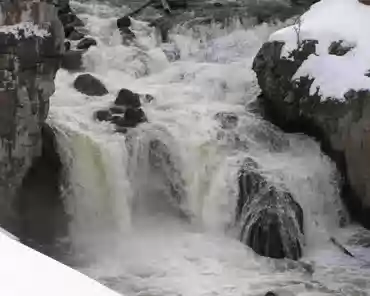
[73,74,108,96]
[252,0,370,228]
[237,158,303,260]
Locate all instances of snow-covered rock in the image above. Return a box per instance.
[0,230,121,296]
[253,0,370,228]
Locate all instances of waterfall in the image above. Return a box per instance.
[45,1,370,295]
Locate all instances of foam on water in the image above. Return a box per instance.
[49,1,370,295]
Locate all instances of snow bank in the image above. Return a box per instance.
[269,0,370,101]
[0,22,50,39]
[0,231,122,296]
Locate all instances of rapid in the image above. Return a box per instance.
[48,1,370,295]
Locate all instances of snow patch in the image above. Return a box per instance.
[0,22,50,39]
[0,231,122,296]
[270,0,370,101]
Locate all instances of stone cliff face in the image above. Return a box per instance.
[0,0,64,228]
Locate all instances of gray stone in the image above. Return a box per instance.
[252,39,370,228]
[0,0,64,228]
[74,74,108,96]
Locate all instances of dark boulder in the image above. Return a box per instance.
[77,37,97,50]
[117,16,131,29]
[252,38,370,229]
[237,158,304,260]
[328,40,353,56]
[64,40,71,51]
[61,50,84,71]
[148,138,186,205]
[73,74,108,96]
[115,88,141,108]
[94,109,112,122]
[112,108,147,128]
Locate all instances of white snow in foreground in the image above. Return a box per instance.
[269,0,370,101]
[0,230,122,296]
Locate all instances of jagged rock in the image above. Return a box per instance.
[66,27,85,41]
[328,40,353,56]
[61,50,84,71]
[112,108,147,128]
[94,110,112,122]
[77,37,97,50]
[237,158,304,260]
[115,88,141,108]
[73,74,108,96]
[148,138,186,205]
[109,106,125,114]
[252,0,370,228]
[15,124,67,258]
[0,0,64,228]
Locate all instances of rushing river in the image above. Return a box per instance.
[48,1,370,295]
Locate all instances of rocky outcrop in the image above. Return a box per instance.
[237,158,304,260]
[94,88,148,133]
[252,0,370,228]
[0,0,64,228]
[15,124,67,259]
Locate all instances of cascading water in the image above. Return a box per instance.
[48,1,370,295]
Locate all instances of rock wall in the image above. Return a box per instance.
[252,37,370,228]
[0,0,64,228]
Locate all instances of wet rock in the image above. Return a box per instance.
[237,158,304,260]
[115,88,141,108]
[64,40,71,51]
[58,12,84,28]
[117,16,131,29]
[94,110,112,122]
[252,38,370,229]
[109,106,125,114]
[77,37,97,50]
[66,28,85,41]
[215,112,238,129]
[15,124,68,259]
[61,50,84,71]
[149,138,186,204]
[74,74,108,96]
[0,0,64,228]
[328,40,353,56]
[113,108,147,128]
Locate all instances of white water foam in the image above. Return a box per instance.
[48,1,370,295]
